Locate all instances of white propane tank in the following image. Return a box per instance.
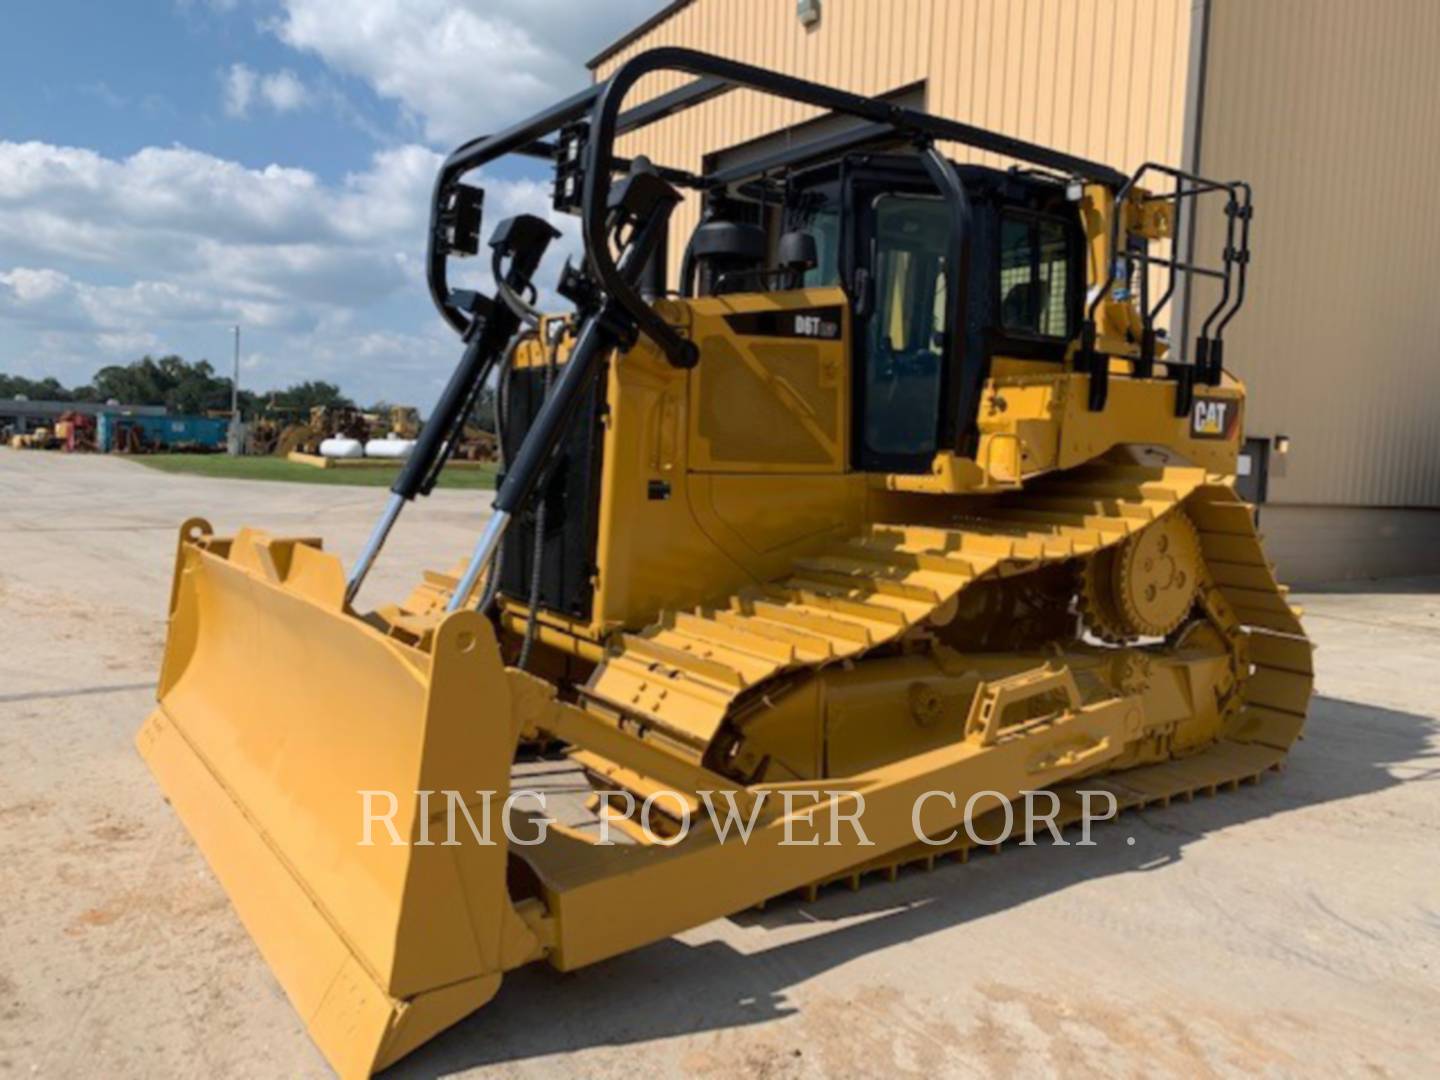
[364,438,416,460]
[319,437,364,459]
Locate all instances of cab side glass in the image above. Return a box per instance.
[999,214,1072,338]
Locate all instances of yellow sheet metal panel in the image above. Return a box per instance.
[594,0,1191,293]
[1196,0,1440,507]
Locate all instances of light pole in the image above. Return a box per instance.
[228,324,243,455]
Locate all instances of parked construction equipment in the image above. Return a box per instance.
[9,427,55,450]
[137,49,1308,1078]
[54,411,97,452]
[272,403,370,457]
[380,404,421,439]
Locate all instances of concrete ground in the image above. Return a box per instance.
[2,449,1437,1078]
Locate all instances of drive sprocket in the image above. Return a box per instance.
[1080,510,1203,641]
[1078,547,1132,642]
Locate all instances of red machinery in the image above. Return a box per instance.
[55,411,97,452]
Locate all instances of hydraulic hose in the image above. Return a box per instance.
[517,325,563,669]
[476,329,530,615]
[495,247,543,329]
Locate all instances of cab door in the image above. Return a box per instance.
[842,161,955,475]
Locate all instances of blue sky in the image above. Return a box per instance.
[0,0,661,405]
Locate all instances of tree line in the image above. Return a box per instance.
[0,353,512,430]
[0,355,356,418]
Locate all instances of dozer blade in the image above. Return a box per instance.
[136,520,543,1078]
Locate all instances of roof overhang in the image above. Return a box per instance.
[587,0,698,70]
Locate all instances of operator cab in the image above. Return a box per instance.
[683,153,1086,473]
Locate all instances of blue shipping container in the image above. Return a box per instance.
[97,413,230,452]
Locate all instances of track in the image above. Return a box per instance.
[580,461,1313,850]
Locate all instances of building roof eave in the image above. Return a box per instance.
[586,0,698,72]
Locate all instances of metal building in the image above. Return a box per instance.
[589,0,1440,584]
[0,398,166,435]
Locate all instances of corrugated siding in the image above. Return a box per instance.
[594,0,1191,292]
[1197,0,1440,507]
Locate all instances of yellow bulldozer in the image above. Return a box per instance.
[137,49,1309,1077]
[388,403,421,439]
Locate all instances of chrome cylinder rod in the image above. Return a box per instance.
[344,491,405,607]
[445,508,512,612]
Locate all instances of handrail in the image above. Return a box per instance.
[427,46,1129,348]
[1080,161,1253,409]
[580,48,1127,370]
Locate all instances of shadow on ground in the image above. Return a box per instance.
[387,694,1437,1077]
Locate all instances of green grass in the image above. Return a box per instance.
[129,453,496,489]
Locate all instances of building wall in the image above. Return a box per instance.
[594,0,1192,291]
[1259,505,1440,587]
[593,0,1440,523]
[1196,0,1440,508]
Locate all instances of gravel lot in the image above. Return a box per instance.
[2,449,1437,1078]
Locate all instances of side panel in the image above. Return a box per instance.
[586,290,865,636]
[687,288,850,473]
[682,288,865,603]
[590,331,739,634]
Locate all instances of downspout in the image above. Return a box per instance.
[1177,0,1213,363]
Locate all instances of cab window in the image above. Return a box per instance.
[802,207,842,287]
[999,214,1072,338]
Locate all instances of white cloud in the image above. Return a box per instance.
[222,63,257,117]
[0,267,67,304]
[0,138,579,402]
[259,69,311,112]
[270,0,663,143]
[0,266,294,332]
[79,82,129,110]
[95,330,163,355]
[222,64,313,117]
[2,137,581,290]
[1,1,658,401]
